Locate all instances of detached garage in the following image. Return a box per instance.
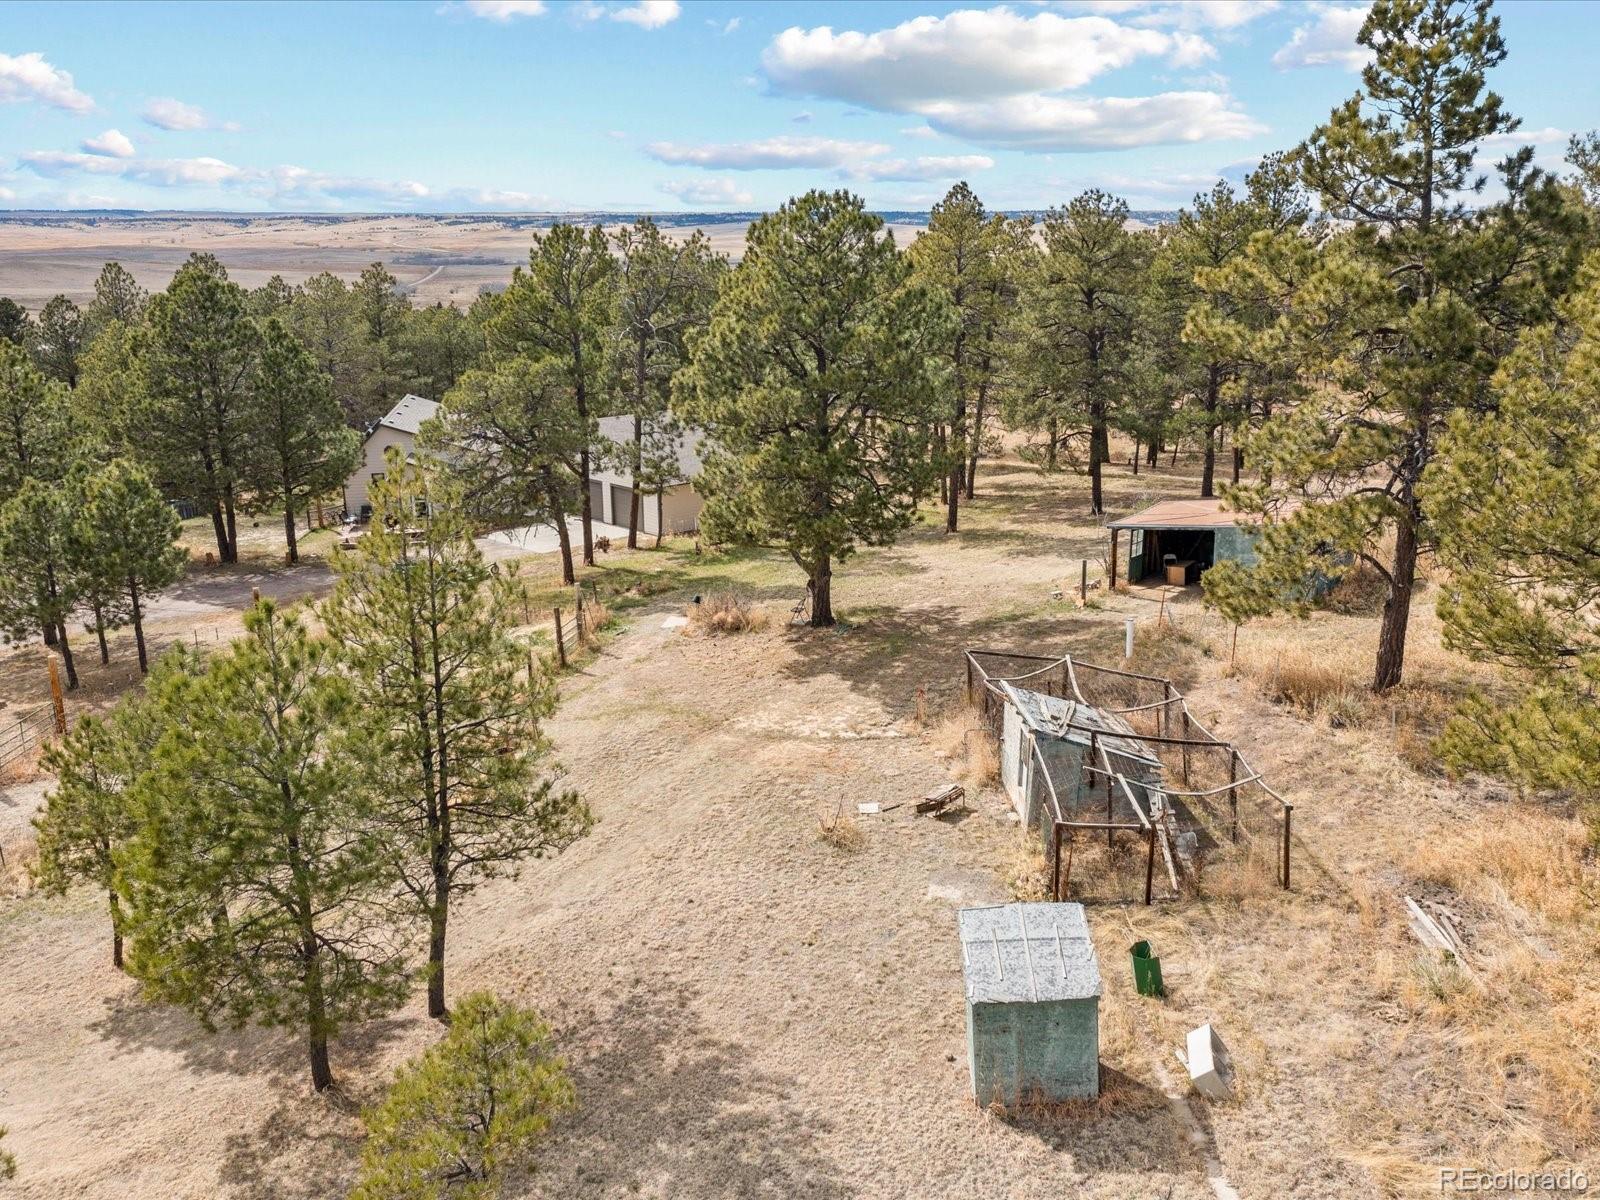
[590,416,705,538]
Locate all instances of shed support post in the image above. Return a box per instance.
[1109,528,1117,589]
[1180,709,1191,786]
[1080,559,1088,604]
[1282,804,1293,889]
[1228,749,1239,844]
[1052,823,1063,901]
[1144,824,1156,905]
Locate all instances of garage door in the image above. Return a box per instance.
[588,479,604,522]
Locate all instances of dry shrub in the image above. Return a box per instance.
[1194,848,1279,902]
[1323,561,1389,615]
[1409,808,1594,925]
[930,705,999,792]
[816,803,864,852]
[578,599,611,645]
[0,836,38,898]
[1242,649,1369,725]
[687,592,770,636]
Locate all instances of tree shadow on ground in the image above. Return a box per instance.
[216,1088,366,1200]
[532,978,850,1199]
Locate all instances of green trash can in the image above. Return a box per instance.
[1129,940,1165,997]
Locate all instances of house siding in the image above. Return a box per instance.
[343,425,416,518]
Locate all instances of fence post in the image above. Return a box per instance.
[552,608,567,668]
[1228,749,1239,844]
[1145,824,1156,905]
[47,658,67,735]
[1080,559,1087,604]
[1180,709,1191,786]
[1281,804,1293,889]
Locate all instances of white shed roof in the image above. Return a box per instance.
[997,682,1161,768]
[959,903,1101,1005]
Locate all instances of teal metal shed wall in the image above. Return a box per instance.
[966,996,1101,1104]
[1213,524,1260,566]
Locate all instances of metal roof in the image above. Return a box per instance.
[959,903,1101,1005]
[1106,497,1252,530]
[997,681,1162,768]
[375,394,440,437]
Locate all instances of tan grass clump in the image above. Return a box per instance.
[816,803,865,852]
[579,599,611,646]
[1002,842,1051,901]
[1409,808,1594,925]
[930,705,999,791]
[687,592,770,636]
[0,836,38,899]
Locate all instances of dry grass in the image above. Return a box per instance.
[1409,807,1595,926]
[816,802,865,852]
[578,599,611,646]
[929,706,999,792]
[685,592,770,636]
[1002,842,1052,901]
[0,836,38,899]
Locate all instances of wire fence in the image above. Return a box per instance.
[965,646,1294,905]
[0,707,56,774]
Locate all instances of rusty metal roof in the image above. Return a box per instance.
[1105,497,1253,530]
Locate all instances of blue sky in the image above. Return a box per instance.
[0,0,1591,213]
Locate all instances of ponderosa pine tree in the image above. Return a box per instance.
[1012,190,1144,515]
[122,601,409,1091]
[0,477,84,687]
[85,261,148,334]
[433,357,588,584]
[351,992,574,1200]
[489,224,615,568]
[609,219,723,549]
[1207,0,1578,691]
[245,318,360,563]
[324,463,589,1020]
[1423,254,1600,801]
[72,459,187,674]
[354,262,412,426]
[400,301,482,403]
[142,254,259,563]
[290,271,368,426]
[676,190,950,626]
[908,182,1013,532]
[0,298,29,347]
[32,295,85,388]
[0,341,71,501]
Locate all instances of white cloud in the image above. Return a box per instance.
[759,8,1262,153]
[901,125,940,139]
[646,135,891,170]
[462,0,547,19]
[1273,4,1371,71]
[845,154,995,182]
[918,91,1265,151]
[792,110,814,123]
[81,129,135,159]
[1052,2,1278,31]
[141,97,240,132]
[0,185,15,201]
[0,51,93,113]
[712,16,741,35]
[1480,126,1567,149]
[660,178,755,206]
[763,10,1185,109]
[613,1,680,29]
[23,150,248,187]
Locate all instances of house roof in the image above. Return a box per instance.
[595,415,705,483]
[1105,496,1255,530]
[959,903,1101,1005]
[374,394,439,437]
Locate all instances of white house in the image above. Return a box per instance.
[589,415,704,537]
[342,394,439,521]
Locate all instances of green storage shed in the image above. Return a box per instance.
[1105,497,1261,588]
[959,902,1102,1105]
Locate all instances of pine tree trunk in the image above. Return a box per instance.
[810,557,834,628]
[1201,365,1220,498]
[545,469,576,585]
[965,381,987,500]
[56,621,78,690]
[308,1029,333,1093]
[628,412,642,551]
[1089,404,1107,516]
[1373,502,1418,693]
[223,488,238,564]
[283,501,299,565]
[209,501,229,562]
[427,882,449,1020]
[1046,417,1058,471]
[1131,437,1141,476]
[1232,445,1243,485]
[1147,437,1159,468]
[129,577,148,675]
[92,598,109,665]
[574,333,595,568]
[109,891,124,970]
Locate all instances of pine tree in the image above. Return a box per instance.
[1424,254,1600,801]
[0,341,72,501]
[434,357,588,584]
[400,302,482,402]
[245,318,361,563]
[908,182,1013,531]
[0,298,30,347]
[355,262,412,426]
[68,318,144,461]
[290,272,368,426]
[609,219,724,549]
[0,476,85,687]
[489,225,616,568]
[142,254,260,564]
[122,601,410,1091]
[1011,190,1145,515]
[675,190,950,626]
[32,295,85,388]
[351,992,574,1200]
[325,463,590,1020]
[85,261,148,334]
[72,459,187,674]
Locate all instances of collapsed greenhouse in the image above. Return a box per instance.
[964,648,1296,904]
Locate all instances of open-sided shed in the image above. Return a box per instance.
[959,902,1101,1104]
[1105,497,1261,588]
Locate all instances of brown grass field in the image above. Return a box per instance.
[0,213,929,312]
[0,445,1593,1198]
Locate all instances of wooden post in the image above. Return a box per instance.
[1052,823,1063,900]
[1144,823,1156,905]
[1180,709,1191,786]
[964,655,973,704]
[1162,681,1171,738]
[1109,528,1118,589]
[1282,804,1293,889]
[1228,749,1239,844]
[251,586,260,604]
[47,658,66,735]
[1080,559,1088,603]
[527,645,537,686]
[1104,759,1114,850]
[1230,623,1239,669]
[552,608,567,668]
